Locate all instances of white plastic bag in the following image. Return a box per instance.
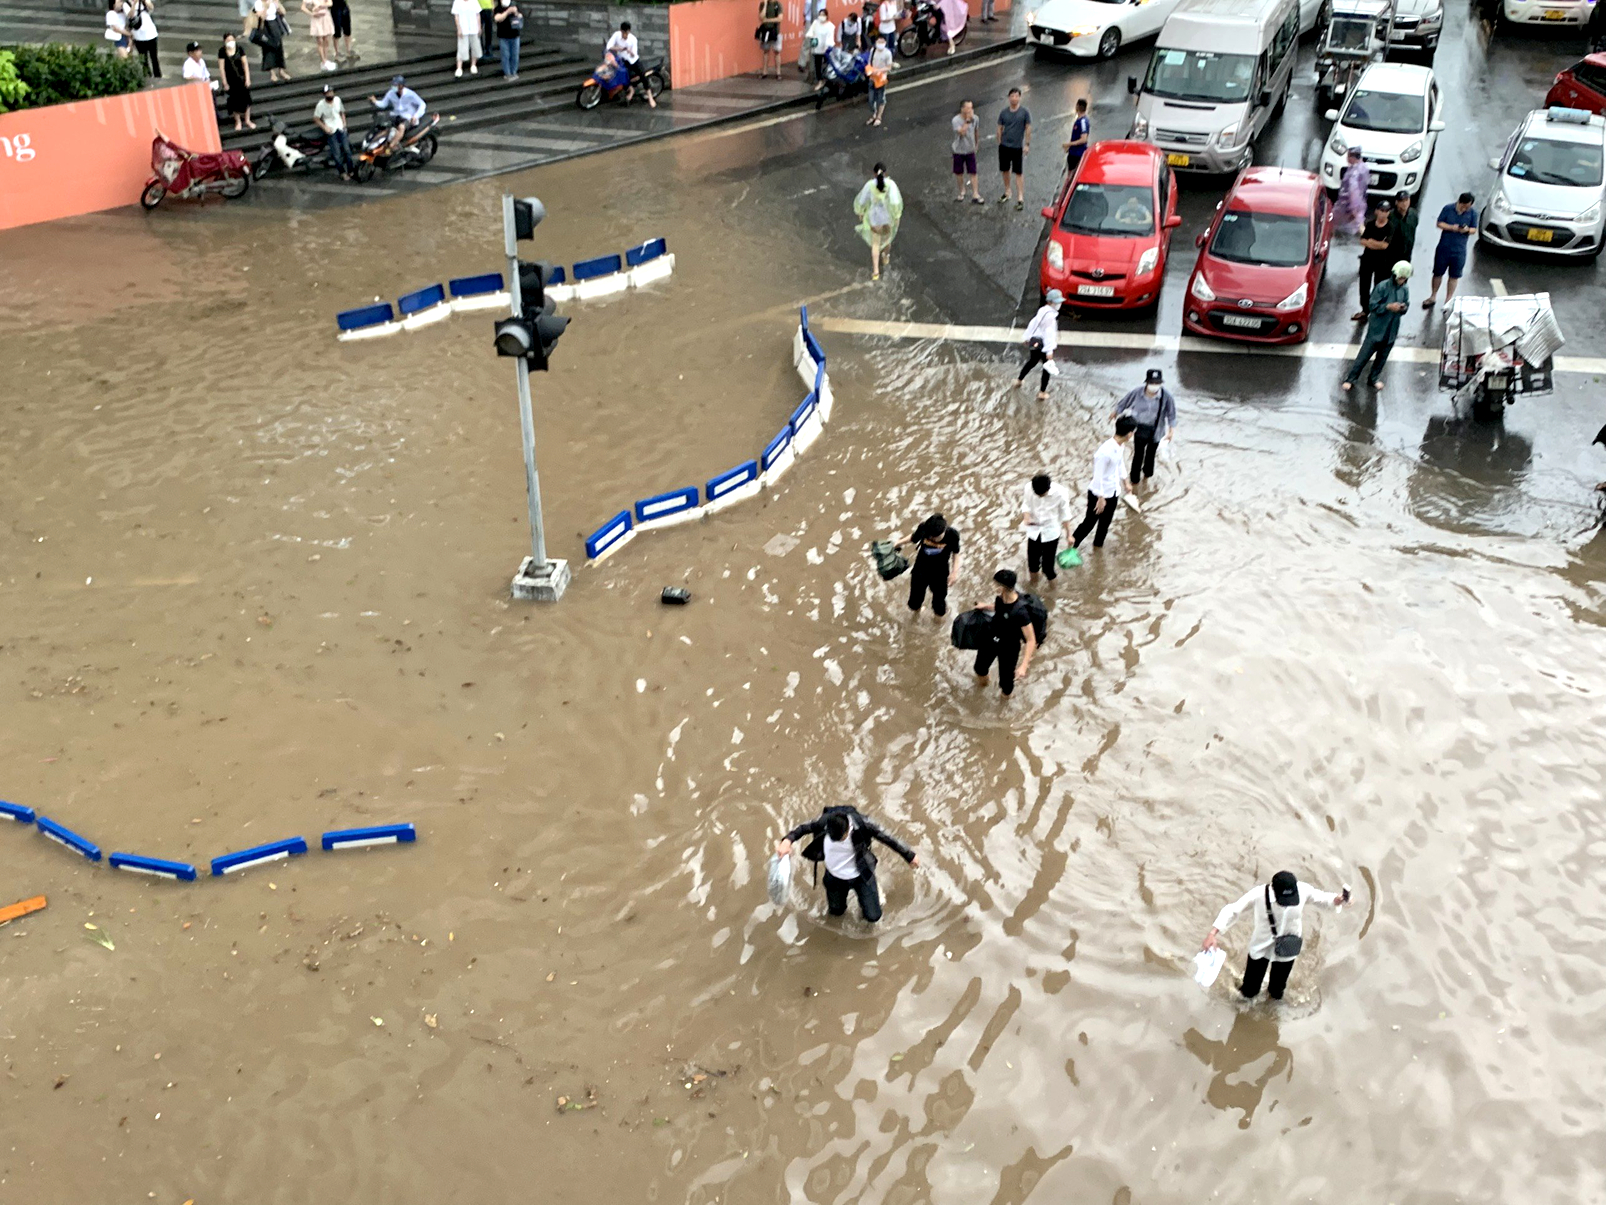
[1192,947,1225,989]
[767,853,791,907]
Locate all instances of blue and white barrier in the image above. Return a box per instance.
[399,283,452,332]
[625,238,675,287]
[335,301,402,342]
[36,815,101,862]
[580,308,833,563]
[1,800,35,824]
[572,253,629,302]
[322,823,417,851]
[211,836,308,877]
[448,272,511,314]
[109,853,198,882]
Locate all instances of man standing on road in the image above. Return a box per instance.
[952,100,984,203]
[1352,201,1395,322]
[775,806,919,924]
[997,87,1031,211]
[1061,97,1089,177]
[897,514,960,618]
[1015,288,1061,400]
[1021,473,1074,585]
[1343,261,1411,391]
[1071,416,1136,553]
[1203,870,1351,1001]
[972,569,1037,697]
[1422,191,1478,310]
[1387,189,1418,261]
[1113,368,1177,488]
[315,83,355,180]
[606,21,657,108]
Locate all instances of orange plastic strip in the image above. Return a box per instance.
[0,895,47,925]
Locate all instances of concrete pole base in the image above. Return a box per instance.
[511,555,570,602]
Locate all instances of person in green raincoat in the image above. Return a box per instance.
[854,162,903,281]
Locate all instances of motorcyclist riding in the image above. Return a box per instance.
[368,74,426,153]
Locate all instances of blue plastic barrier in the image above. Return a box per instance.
[36,815,101,862]
[322,823,417,851]
[761,425,793,473]
[397,283,448,316]
[626,238,668,268]
[548,264,567,285]
[572,254,624,282]
[584,510,634,560]
[791,393,817,431]
[1,800,35,824]
[211,836,308,877]
[109,853,198,882]
[706,460,760,505]
[804,328,826,369]
[336,302,396,333]
[634,487,701,527]
[448,273,504,299]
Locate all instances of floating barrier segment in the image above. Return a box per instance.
[109,853,198,882]
[448,272,510,314]
[1,800,36,824]
[399,283,452,332]
[35,815,101,862]
[584,509,635,563]
[761,423,795,487]
[572,253,629,301]
[625,237,675,287]
[634,486,703,532]
[211,836,308,877]
[705,460,762,516]
[336,301,401,342]
[322,823,417,851]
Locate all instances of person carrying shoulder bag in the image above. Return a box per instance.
[1203,870,1351,1001]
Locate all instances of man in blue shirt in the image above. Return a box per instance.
[1342,261,1411,391]
[1422,191,1478,309]
[1061,97,1089,176]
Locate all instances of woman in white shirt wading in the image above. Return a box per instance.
[1016,289,1062,400]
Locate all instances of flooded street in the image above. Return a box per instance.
[5,21,1606,1202]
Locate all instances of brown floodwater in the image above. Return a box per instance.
[3,126,1605,1205]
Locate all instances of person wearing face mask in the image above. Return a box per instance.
[1202,871,1351,1001]
[1113,368,1177,487]
[218,32,254,129]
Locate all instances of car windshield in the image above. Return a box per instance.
[1059,183,1156,236]
[1209,209,1310,267]
[1144,48,1256,103]
[1508,136,1604,187]
[1341,87,1425,134]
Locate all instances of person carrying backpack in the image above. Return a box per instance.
[971,569,1038,697]
[774,806,919,923]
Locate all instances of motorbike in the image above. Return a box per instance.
[141,131,251,210]
[576,53,666,110]
[352,110,441,183]
[816,45,872,109]
[896,0,965,57]
[251,119,333,180]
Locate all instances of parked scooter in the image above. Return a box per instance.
[576,52,667,110]
[140,131,251,209]
[352,111,441,182]
[251,119,333,180]
[896,0,964,56]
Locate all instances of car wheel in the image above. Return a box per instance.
[1097,27,1120,59]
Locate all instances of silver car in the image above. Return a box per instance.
[1480,107,1606,260]
[1388,0,1443,54]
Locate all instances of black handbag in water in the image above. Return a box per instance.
[950,609,991,651]
[1265,885,1302,959]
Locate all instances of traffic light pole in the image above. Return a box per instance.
[503,194,570,602]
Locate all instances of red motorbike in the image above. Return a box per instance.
[140,132,252,210]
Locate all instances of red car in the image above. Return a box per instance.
[1545,54,1606,114]
[1039,140,1181,311]
[1182,167,1333,346]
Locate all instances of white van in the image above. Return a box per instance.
[1128,0,1303,175]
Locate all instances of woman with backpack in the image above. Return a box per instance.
[774,806,919,924]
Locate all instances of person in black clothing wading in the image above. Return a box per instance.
[972,569,1037,696]
[775,806,919,923]
[897,513,960,618]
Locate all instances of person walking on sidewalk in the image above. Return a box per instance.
[129,0,160,78]
[854,162,903,280]
[897,514,960,618]
[1422,192,1478,310]
[775,807,919,924]
[758,0,783,76]
[997,88,1031,211]
[806,6,836,91]
[866,33,893,126]
[1071,417,1136,553]
[972,569,1037,697]
[876,0,902,46]
[1021,473,1074,585]
[1113,367,1177,487]
[452,0,483,75]
[253,0,291,82]
[302,0,336,70]
[218,34,254,129]
[1061,97,1090,177]
[952,100,984,203]
[1015,289,1061,400]
[494,0,522,79]
[1351,201,1394,322]
[606,21,657,108]
[1202,871,1351,1001]
[1343,261,1411,391]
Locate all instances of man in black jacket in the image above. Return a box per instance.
[775,807,919,923]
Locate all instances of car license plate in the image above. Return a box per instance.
[1526,227,1555,243]
[1222,313,1262,328]
[1542,8,1567,18]
[1077,284,1115,297]
[1166,153,1190,167]
[1368,171,1382,186]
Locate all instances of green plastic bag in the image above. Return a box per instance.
[1056,548,1081,569]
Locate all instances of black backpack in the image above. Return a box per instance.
[950,609,991,650]
[1018,593,1047,645]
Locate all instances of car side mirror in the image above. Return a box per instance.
[1487,156,1500,169]
[1195,232,1206,247]
[1257,90,1272,108]
[1165,214,1182,229]
[1126,75,1138,95]
[1324,108,1339,121]
[1429,120,1445,132]
[1041,206,1055,219]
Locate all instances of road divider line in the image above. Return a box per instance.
[812,316,1606,375]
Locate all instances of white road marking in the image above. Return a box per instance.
[1490,277,1509,296]
[813,315,1606,375]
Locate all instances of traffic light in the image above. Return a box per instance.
[493,296,568,372]
[518,259,558,312]
[512,196,545,240]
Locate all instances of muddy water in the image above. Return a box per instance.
[3,128,1605,1205]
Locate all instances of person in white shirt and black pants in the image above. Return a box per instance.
[775,806,919,923]
[1204,870,1351,1000]
[606,21,657,108]
[1071,416,1135,552]
[1021,472,1073,583]
[1015,289,1062,400]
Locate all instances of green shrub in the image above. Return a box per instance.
[0,49,29,113]
[0,43,145,111]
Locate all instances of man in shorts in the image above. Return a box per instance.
[1421,191,1478,310]
[951,99,983,203]
[996,87,1031,211]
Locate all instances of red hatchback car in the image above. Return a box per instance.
[1545,54,1606,114]
[1182,167,1334,346]
[1039,140,1182,311]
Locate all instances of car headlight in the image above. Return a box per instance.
[1216,123,1239,147]
[1131,113,1149,139]
[1400,140,1423,163]
[1418,7,1442,26]
[1069,25,1099,37]
[1328,132,1349,157]
[1492,190,1513,217]
[1025,10,1036,23]
[1275,283,1308,311]
[1047,241,1065,270]
[1136,246,1159,275]
[1577,202,1602,224]
[1190,273,1216,301]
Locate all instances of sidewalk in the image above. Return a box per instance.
[244,19,1027,209]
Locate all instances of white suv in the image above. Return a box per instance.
[1479,107,1606,260]
[1319,62,1444,199]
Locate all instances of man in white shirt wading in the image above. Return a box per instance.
[606,21,657,108]
[775,806,919,923]
[1015,288,1062,400]
[1021,472,1073,584]
[1204,870,1351,1000]
[1070,416,1135,552]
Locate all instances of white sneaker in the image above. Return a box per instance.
[469,64,478,74]
[454,66,463,77]
[321,59,337,71]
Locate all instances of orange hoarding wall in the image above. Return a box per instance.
[0,82,221,232]
[669,0,808,89]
